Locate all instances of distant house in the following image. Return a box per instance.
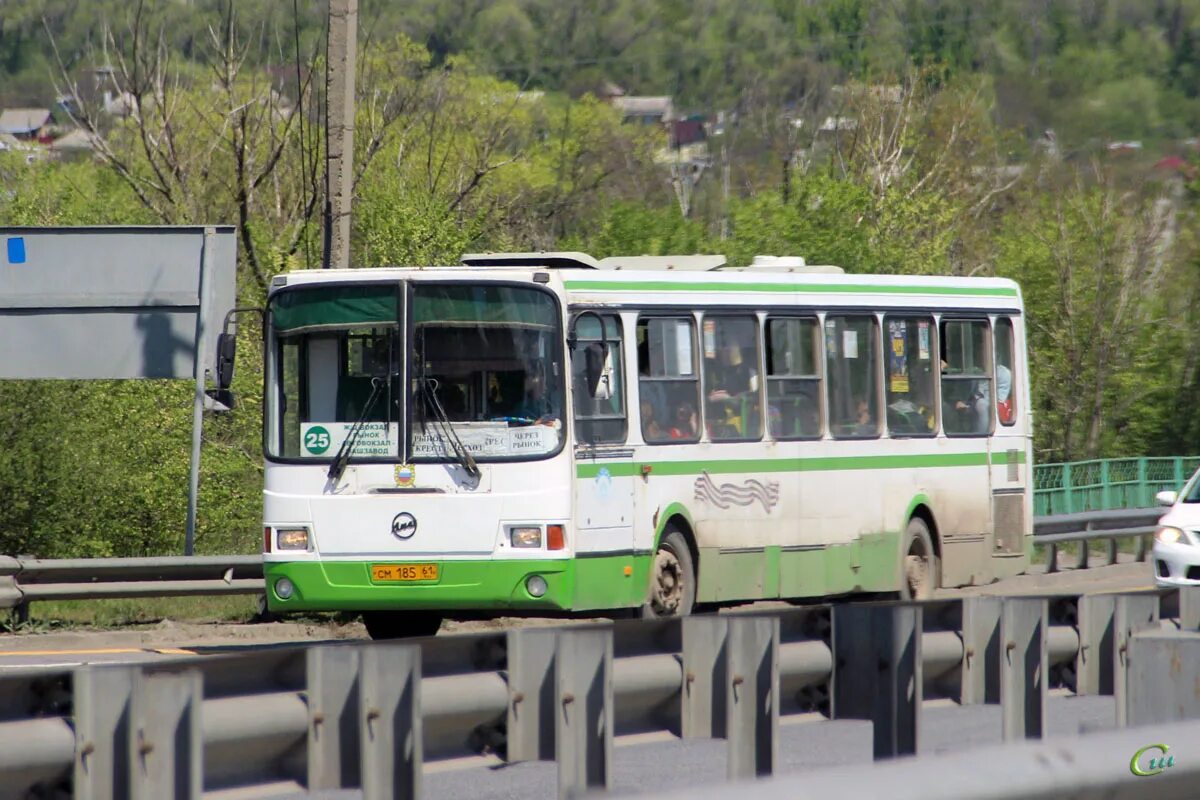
[1154,155,1196,180]
[49,128,100,157]
[0,108,53,142]
[611,96,674,125]
[670,118,706,148]
[818,116,857,136]
[1107,140,1143,155]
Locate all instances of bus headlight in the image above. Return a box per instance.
[274,577,295,600]
[276,528,310,550]
[526,575,548,597]
[510,526,542,548]
[1157,527,1187,545]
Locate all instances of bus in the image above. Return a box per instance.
[242,252,1032,638]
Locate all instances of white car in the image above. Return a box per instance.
[1153,474,1200,586]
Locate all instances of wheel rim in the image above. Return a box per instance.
[905,545,932,600]
[651,548,684,615]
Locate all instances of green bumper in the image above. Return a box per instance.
[264,554,649,613]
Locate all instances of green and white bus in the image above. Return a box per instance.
[252,252,1031,638]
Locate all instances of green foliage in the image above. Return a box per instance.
[4,3,1200,561]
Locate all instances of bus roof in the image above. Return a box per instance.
[270,255,1022,306]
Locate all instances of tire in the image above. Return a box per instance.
[900,516,939,601]
[640,528,697,618]
[361,610,443,640]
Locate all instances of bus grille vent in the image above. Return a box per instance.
[993,492,1025,554]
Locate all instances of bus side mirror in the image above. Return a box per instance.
[206,332,238,412]
[584,342,608,399]
[215,332,237,390]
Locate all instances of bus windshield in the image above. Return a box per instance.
[411,283,564,461]
[265,281,564,462]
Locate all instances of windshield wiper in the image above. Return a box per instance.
[417,376,481,480]
[326,376,386,484]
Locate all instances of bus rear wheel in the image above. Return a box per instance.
[901,517,939,601]
[361,610,443,640]
[641,528,696,618]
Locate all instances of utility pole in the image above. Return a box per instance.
[324,0,357,269]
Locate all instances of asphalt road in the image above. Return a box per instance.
[0,557,1156,672]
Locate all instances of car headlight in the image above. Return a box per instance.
[276,528,310,550]
[510,526,542,548]
[1156,526,1186,545]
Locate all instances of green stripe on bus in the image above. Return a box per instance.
[563,280,1019,297]
[576,449,1026,478]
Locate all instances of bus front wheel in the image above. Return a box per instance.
[361,610,443,640]
[901,517,939,601]
[641,528,696,618]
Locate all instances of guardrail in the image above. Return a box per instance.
[1033,507,1163,572]
[0,507,1169,618]
[0,555,265,620]
[1,587,1198,799]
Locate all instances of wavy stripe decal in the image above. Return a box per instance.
[693,471,781,513]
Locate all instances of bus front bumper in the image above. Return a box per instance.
[263,558,575,613]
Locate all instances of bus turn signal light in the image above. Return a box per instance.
[547,524,565,550]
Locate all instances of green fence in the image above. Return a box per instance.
[1033,456,1200,517]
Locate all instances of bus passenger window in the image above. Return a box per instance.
[940,319,992,436]
[571,314,627,444]
[826,315,880,439]
[995,318,1017,426]
[637,317,701,444]
[765,317,821,439]
[702,316,762,441]
[883,316,936,437]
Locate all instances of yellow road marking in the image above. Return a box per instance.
[0,646,197,657]
[1090,585,1156,595]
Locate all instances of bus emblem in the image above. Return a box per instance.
[391,512,418,540]
[394,464,416,487]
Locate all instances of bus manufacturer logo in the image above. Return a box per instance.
[391,512,418,540]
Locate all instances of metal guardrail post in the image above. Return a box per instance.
[1000,598,1046,741]
[833,604,922,759]
[360,643,422,800]
[681,616,728,740]
[555,628,613,800]
[1114,594,1159,728]
[1075,595,1115,696]
[307,645,361,790]
[1074,519,1091,570]
[960,597,1000,705]
[73,666,134,799]
[507,628,557,762]
[130,668,203,800]
[1128,630,1200,727]
[725,617,779,780]
[1181,586,1200,631]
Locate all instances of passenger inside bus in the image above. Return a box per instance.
[941,358,989,434]
[706,344,759,438]
[886,365,936,435]
[511,369,557,423]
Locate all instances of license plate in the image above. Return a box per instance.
[370,564,439,582]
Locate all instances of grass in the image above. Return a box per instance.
[1,594,365,634]
[4,594,263,633]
